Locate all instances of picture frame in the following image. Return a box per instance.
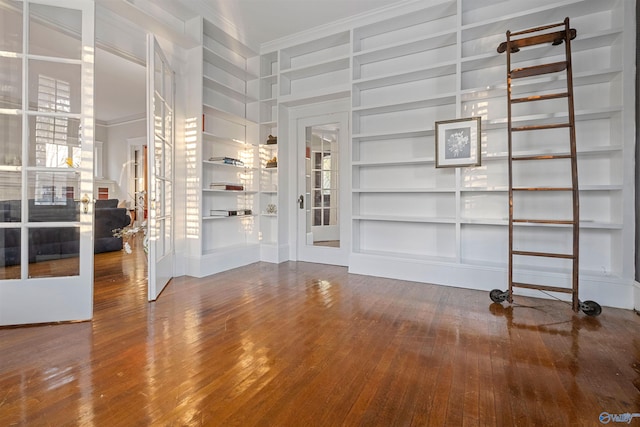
[435,117,481,168]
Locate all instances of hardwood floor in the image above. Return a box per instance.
[1,250,639,426]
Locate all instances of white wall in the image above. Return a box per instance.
[105,119,146,203]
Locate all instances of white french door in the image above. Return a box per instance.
[0,0,95,325]
[296,111,350,265]
[146,34,174,301]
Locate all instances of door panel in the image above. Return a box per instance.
[0,0,94,326]
[146,34,174,301]
[297,111,349,265]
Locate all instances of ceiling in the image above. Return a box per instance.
[203,0,409,47]
[95,0,409,124]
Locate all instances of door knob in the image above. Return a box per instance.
[298,195,304,209]
[81,194,90,213]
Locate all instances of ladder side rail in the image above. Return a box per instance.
[563,17,580,312]
[506,30,515,304]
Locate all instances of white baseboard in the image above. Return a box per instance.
[186,244,261,278]
[634,281,640,312]
[349,253,635,310]
[260,243,290,264]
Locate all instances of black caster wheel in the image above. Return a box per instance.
[580,300,602,317]
[490,289,508,303]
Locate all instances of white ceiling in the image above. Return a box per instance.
[95,48,146,124]
[203,0,409,47]
[95,0,409,123]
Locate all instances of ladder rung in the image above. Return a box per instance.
[511,92,569,103]
[512,187,574,192]
[511,282,573,294]
[497,28,576,53]
[512,250,575,259]
[512,123,571,132]
[511,62,567,79]
[513,219,575,225]
[512,154,573,161]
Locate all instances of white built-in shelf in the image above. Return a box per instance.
[353,214,456,224]
[483,106,623,130]
[203,214,257,221]
[458,185,623,193]
[352,249,457,265]
[203,75,257,103]
[460,0,614,40]
[0,165,21,172]
[202,132,255,147]
[353,187,456,193]
[202,46,258,81]
[280,55,350,80]
[353,0,457,52]
[279,31,350,68]
[261,97,277,107]
[459,218,622,229]
[461,28,623,74]
[261,213,277,217]
[202,242,260,257]
[352,126,435,142]
[260,190,277,195]
[203,189,258,194]
[461,67,623,101]
[279,84,351,107]
[352,157,435,167]
[481,145,623,161]
[203,160,257,170]
[353,93,457,116]
[203,103,257,126]
[354,30,457,65]
[353,62,457,91]
[260,120,277,127]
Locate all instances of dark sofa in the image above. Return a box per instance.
[0,198,131,266]
[94,198,131,254]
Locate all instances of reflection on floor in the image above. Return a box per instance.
[1,252,639,425]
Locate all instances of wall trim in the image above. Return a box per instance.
[349,253,636,310]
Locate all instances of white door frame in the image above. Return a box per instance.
[287,100,351,266]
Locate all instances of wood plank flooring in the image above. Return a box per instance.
[1,249,639,426]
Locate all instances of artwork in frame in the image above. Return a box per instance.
[435,117,481,168]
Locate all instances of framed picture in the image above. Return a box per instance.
[435,117,481,168]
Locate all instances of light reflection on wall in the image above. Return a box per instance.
[185,117,199,239]
[462,100,490,189]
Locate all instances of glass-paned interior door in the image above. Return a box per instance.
[0,0,94,326]
[297,111,349,266]
[146,34,174,301]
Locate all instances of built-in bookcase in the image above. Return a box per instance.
[348,0,632,308]
[187,18,263,276]
[186,0,633,308]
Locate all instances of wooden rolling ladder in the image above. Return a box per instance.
[489,18,601,316]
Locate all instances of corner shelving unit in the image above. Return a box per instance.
[257,51,285,262]
[188,18,261,277]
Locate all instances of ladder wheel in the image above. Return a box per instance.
[490,289,508,303]
[581,300,602,317]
